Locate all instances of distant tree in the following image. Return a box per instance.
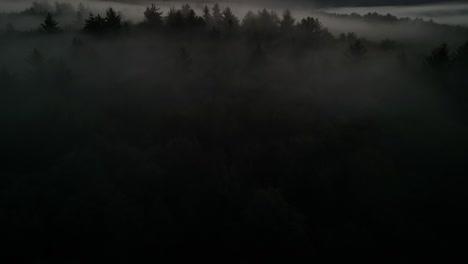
[452,42,468,69]
[346,32,358,43]
[104,8,122,32]
[221,7,239,32]
[212,4,223,27]
[426,43,450,70]
[280,9,295,33]
[166,8,185,30]
[181,4,192,18]
[203,6,212,26]
[82,8,122,35]
[297,17,332,46]
[23,1,53,16]
[348,39,367,61]
[298,17,323,35]
[242,9,280,39]
[186,9,204,28]
[83,13,105,34]
[40,13,61,33]
[141,4,163,29]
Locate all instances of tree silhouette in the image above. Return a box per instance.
[426,43,449,70]
[212,4,223,28]
[298,17,323,35]
[181,4,192,18]
[203,6,212,26]
[83,13,105,34]
[186,9,204,29]
[141,4,163,29]
[221,7,239,32]
[348,39,367,61]
[83,8,122,35]
[40,13,60,33]
[166,8,185,30]
[346,32,358,43]
[280,9,295,33]
[104,8,122,32]
[452,42,468,69]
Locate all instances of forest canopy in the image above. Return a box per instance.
[1,1,467,263]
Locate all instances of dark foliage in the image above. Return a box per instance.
[348,39,367,61]
[40,13,60,33]
[140,4,164,30]
[0,3,467,264]
[83,8,122,35]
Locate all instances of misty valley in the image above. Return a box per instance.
[1,1,468,263]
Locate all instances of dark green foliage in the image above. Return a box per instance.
[40,13,60,33]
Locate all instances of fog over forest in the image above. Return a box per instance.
[1,0,467,263]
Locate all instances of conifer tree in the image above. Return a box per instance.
[104,8,122,32]
[40,13,60,33]
[280,9,295,32]
[142,4,163,29]
[212,4,222,26]
[203,6,212,25]
[348,39,367,61]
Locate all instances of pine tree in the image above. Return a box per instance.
[426,43,449,70]
[348,39,367,62]
[104,8,122,32]
[222,7,239,32]
[203,6,212,26]
[280,9,295,32]
[212,4,222,27]
[181,4,192,18]
[40,13,60,33]
[142,4,163,29]
[83,13,105,34]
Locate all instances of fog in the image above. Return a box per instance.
[2,0,468,46]
[1,0,467,263]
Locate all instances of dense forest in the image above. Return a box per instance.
[1,1,468,263]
